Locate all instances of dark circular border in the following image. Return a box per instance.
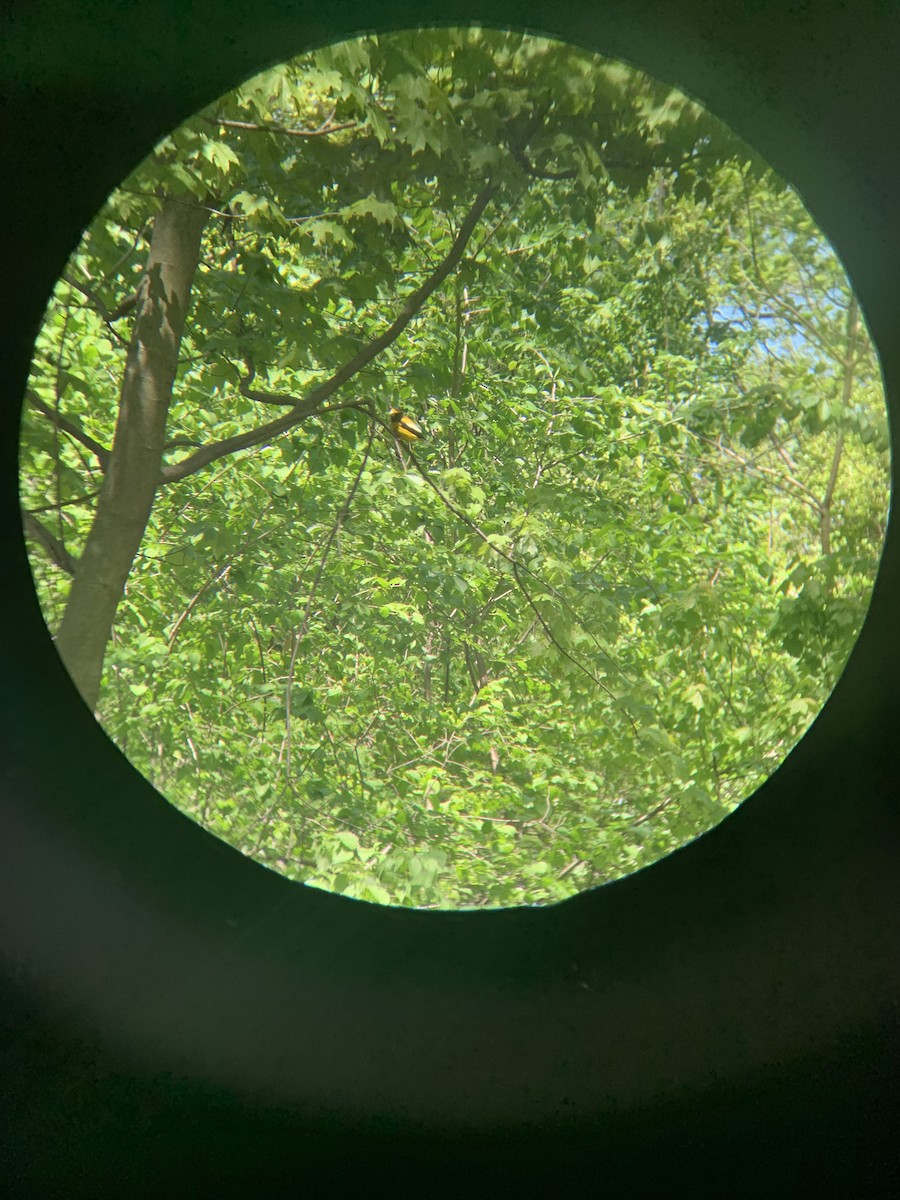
[3,1,899,1194]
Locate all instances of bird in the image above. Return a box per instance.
[389,408,426,443]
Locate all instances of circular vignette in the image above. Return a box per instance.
[17,25,891,911]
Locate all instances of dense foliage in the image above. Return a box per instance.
[20,29,889,908]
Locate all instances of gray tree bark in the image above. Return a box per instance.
[55,193,207,710]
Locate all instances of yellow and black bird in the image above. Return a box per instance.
[389,407,426,444]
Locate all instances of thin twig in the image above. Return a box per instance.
[208,116,358,139]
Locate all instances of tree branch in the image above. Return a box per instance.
[25,485,103,516]
[511,561,619,705]
[509,141,577,181]
[161,110,560,484]
[22,511,78,575]
[160,178,501,484]
[237,358,308,408]
[63,274,137,324]
[394,438,639,726]
[628,795,675,829]
[26,390,111,469]
[206,116,358,139]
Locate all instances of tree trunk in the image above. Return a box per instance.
[55,193,207,710]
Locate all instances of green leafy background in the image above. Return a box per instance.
[20,29,890,908]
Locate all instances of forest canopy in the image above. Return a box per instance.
[19,28,890,909]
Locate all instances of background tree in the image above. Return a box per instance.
[19,28,889,908]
